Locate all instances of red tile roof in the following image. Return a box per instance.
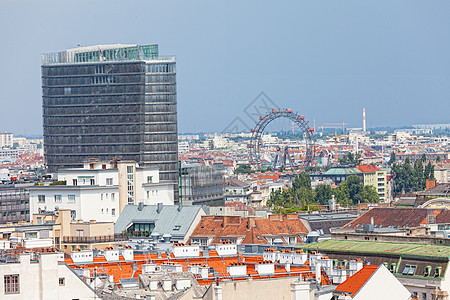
[357,165,381,173]
[335,265,378,297]
[191,215,308,245]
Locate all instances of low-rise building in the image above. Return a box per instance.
[29,160,174,222]
[357,165,387,201]
[114,203,206,243]
[333,264,412,300]
[190,214,309,247]
[0,253,100,299]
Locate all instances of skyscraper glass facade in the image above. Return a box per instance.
[42,44,178,192]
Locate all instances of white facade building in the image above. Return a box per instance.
[30,160,174,222]
[0,132,13,148]
[0,253,99,299]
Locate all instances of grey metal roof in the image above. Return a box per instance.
[114,204,204,239]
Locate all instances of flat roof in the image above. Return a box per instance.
[301,239,450,260]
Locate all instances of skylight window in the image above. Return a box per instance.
[402,266,410,275]
[173,225,181,231]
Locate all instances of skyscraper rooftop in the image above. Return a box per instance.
[42,44,174,65]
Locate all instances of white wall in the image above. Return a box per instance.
[216,244,237,256]
[142,183,174,205]
[353,265,411,300]
[30,186,119,223]
[0,253,99,299]
[173,245,200,258]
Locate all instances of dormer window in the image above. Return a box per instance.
[435,267,442,277]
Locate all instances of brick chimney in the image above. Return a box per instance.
[426,179,436,190]
[268,214,283,221]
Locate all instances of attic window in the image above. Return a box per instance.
[402,266,410,275]
[256,235,262,240]
[173,225,181,231]
[277,226,282,230]
[211,228,216,232]
[402,265,416,275]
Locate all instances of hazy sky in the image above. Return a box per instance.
[1,0,449,136]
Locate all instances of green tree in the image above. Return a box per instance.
[292,173,311,191]
[234,164,254,174]
[315,184,332,205]
[294,186,315,205]
[424,162,435,180]
[362,185,379,203]
[421,154,427,163]
[388,152,396,165]
[335,181,351,206]
[413,160,425,190]
[346,175,363,204]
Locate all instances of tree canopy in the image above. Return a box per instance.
[392,160,434,194]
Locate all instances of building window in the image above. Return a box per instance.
[111,193,115,201]
[127,166,134,204]
[4,274,19,294]
[101,194,103,201]
[106,178,113,185]
[38,195,45,203]
[112,209,116,216]
[25,232,38,239]
[54,195,62,203]
[147,176,153,183]
[59,277,65,286]
[90,179,95,185]
[67,195,75,203]
[73,179,77,186]
[71,210,76,220]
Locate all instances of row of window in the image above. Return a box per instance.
[388,263,442,277]
[4,274,67,295]
[101,208,116,216]
[42,62,142,76]
[44,103,176,116]
[146,63,176,73]
[43,94,176,107]
[38,194,76,203]
[44,112,177,125]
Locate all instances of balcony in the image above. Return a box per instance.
[62,234,128,244]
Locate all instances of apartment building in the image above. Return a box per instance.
[29,160,174,222]
[0,253,99,299]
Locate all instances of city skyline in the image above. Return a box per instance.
[1,0,450,136]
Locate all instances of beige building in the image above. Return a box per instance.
[357,165,387,201]
[32,209,127,253]
[0,253,100,299]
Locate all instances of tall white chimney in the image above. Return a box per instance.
[363,108,366,133]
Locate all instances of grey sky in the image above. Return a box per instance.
[1,0,449,136]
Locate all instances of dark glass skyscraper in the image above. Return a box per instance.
[41,44,178,190]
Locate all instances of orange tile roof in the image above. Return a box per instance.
[335,265,378,297]
[191,215,308,245]
[357,165,381,173]
[64,251,320,288]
